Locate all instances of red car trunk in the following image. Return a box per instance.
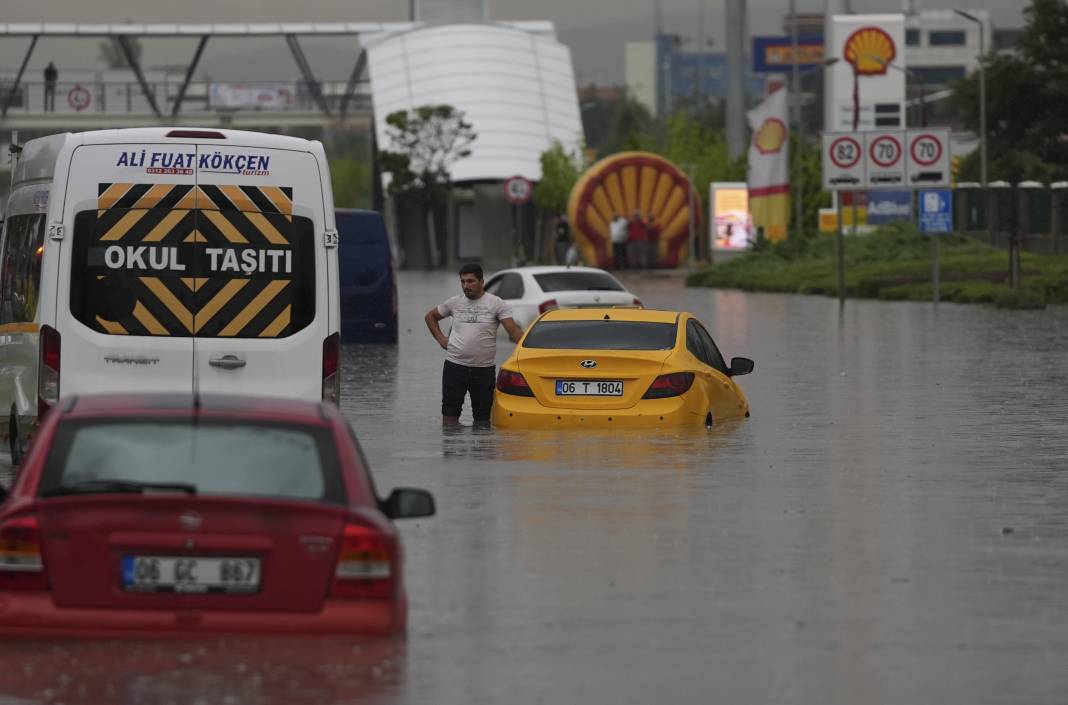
[37,495,349,612]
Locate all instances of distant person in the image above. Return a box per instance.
[554,214,571,264]
[644,214,660,270]
[43,62,58,112]
[565,241,582,266]
[424,263,523,428]
[610,214,629,269]
[627,210,646,271]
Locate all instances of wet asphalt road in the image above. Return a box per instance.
[3,270,1068,705]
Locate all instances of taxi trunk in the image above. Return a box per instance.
[36,496,349,613]
[515,348,671,410]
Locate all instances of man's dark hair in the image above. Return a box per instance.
[458,263,483,280]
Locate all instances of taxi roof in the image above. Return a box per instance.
[537,308,682,324]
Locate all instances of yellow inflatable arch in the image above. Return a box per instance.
[567,151,702,268]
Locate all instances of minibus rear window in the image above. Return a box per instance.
[0,213,46,324]
[70,208,316,338]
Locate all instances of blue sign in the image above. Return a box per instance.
[867,190,912,224]
[752,36,825,73]
[918,189,953,234]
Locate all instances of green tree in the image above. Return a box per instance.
[330,156,372,209]
[534,141,582,216]
[98,37,143,69]
[378,104,476,202]
[602,92,657,154]
[955,0,1068,181]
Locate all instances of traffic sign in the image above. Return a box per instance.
[821,132,866,190]
[906,129,951,188]
[503,175,533,204]
[918,189,953,234]
[865,131,905,188]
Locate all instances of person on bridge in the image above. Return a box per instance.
[43,62,58,112]
[425,263,523,428]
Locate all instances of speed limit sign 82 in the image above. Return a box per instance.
[821,132,866,190]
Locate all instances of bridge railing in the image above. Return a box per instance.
[1,79,371,117]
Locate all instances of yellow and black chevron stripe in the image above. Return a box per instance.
[78,182,308,339]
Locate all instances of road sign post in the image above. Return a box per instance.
[919,189,953,304]
[503,176,534,266]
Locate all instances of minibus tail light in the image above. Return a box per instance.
[38,326,60,418]
[323,332,340,404]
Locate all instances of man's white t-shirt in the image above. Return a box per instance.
[610,217,628,244]
[437,292,513,367]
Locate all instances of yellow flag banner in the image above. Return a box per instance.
[746,86,790,241]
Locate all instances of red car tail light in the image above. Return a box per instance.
[322,332,340,404]
[0,514,48,590]
[496,369,534,397]
[538,299,558,314]
[330,523,393,599]
[38,325,61,418]
[642,372,695,399]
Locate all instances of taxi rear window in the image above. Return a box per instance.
[38,418,345,505]
[69,182,315,338]
[523,320,677,350]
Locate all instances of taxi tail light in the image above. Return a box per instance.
[642,372,695,399]
[538,299,558,314]
[38,325,60,418]
[330,522,394,599]
[0,513,48,590]
[496,369,534,397]
[322,332,340,404]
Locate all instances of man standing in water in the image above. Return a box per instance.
[425,263,524,427]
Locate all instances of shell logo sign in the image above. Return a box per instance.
[753,118,787,155]
[567,152,701,268]
[844,26,896,75]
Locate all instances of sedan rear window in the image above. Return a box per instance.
[523,320,677,350]
[533,271,624,292]
[39,419,345,504]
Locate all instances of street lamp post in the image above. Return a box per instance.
[955,9,987,231]
[792,57,838,238]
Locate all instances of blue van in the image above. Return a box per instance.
[336,209,398,344]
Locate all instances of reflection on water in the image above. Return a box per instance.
[0,637,404,705]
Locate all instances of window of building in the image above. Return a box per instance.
[906,29,920,46]
[929,30,966,47]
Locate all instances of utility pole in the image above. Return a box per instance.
[790,0,802,237]
[697,0,705,111]
[726,0,747,159]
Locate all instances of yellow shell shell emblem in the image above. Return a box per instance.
[844,26,896,75]
[753,118,787,155]
[566,152,701,268]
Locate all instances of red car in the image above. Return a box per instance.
[0,393,434,637]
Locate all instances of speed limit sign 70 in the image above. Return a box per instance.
[865,131,905,187]
[821,132,866,190]
[905,128,951,187]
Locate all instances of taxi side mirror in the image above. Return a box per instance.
[382,488,436,520]
[729,357,754,377]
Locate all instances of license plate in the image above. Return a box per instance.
[121,555,261,594]
[555,380,623,396]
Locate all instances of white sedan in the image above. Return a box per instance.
[484,266,642,330]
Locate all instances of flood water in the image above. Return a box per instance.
[3,270,1068,705]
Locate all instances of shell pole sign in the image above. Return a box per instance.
[843,26,896,75]
[567,152,701,268]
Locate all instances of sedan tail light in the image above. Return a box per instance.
[633,297,643,307]
[538,299,558,314]
[0,514,48,590]
[642,372,695,399]
[322,332,340,404]
[330,523,393,599]
[38,325,61,419]
[496,369,534,397]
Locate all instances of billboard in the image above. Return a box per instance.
[752,36,825,73]
[823,14,906,132]
[866,190,912,224]
[710,183,753,251]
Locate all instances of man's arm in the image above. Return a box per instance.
[500,317,523,344]
[425,307,449,349]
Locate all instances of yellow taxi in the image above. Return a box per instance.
[492,308,753,429]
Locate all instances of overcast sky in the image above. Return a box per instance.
[1,0,1031,84]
